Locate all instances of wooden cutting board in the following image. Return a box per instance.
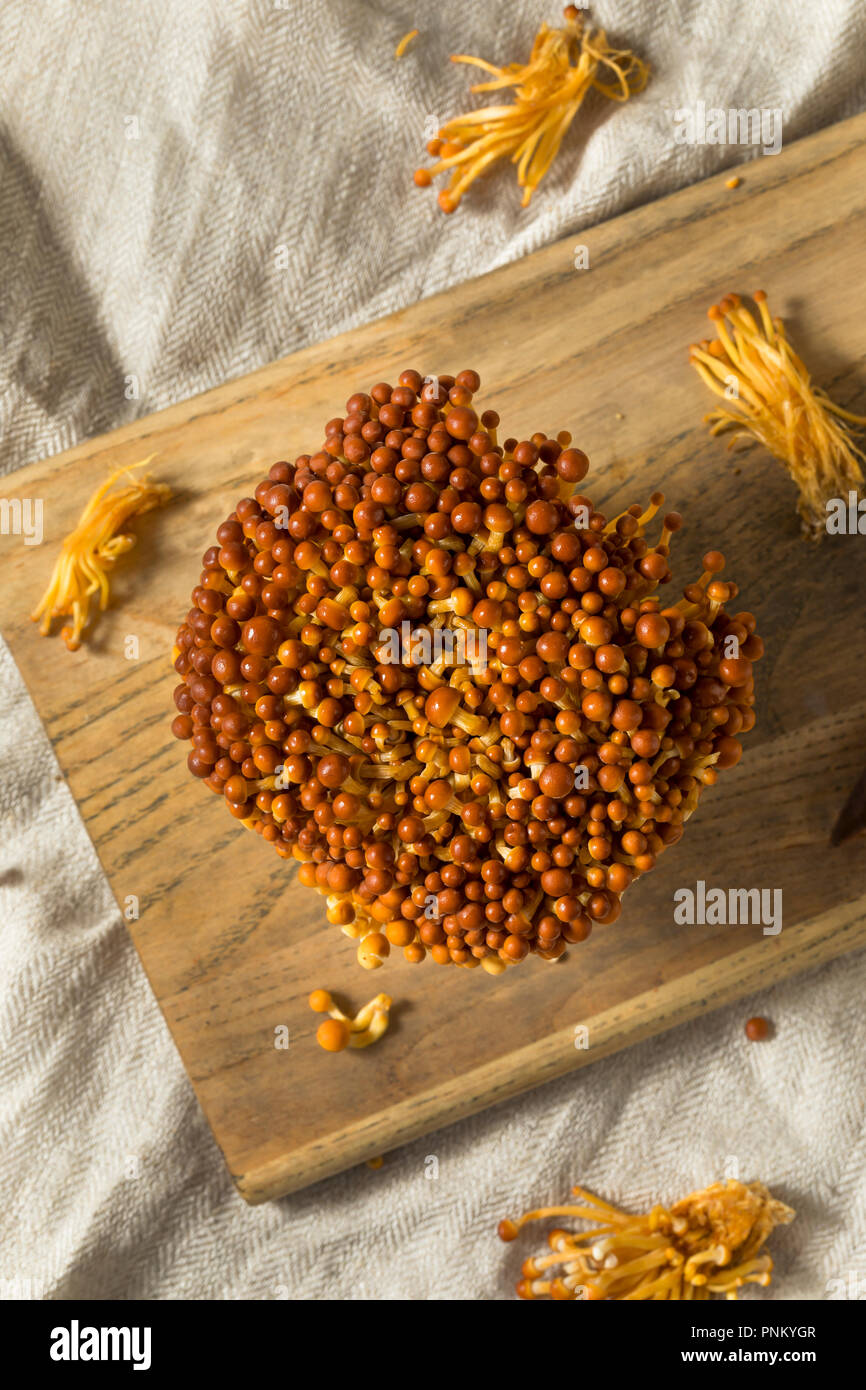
[3,112,866,1203]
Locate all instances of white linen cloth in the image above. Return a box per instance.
[1,0,865,1301]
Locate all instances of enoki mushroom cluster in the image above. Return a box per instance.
[171,369,762,973]
[414,6,648,213]
[690,291,866,539]
[34,460,172,650]
[500,1179,794,1300]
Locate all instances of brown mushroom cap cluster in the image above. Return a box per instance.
[171,370,762,974]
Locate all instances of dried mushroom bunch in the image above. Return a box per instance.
[690,291,866,538]
[500,1179,795,1300]
[171,370,761,972]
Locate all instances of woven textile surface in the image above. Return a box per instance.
[1,0,865,1300]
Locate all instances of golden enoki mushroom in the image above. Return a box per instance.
[32,459,172,650]
[414,6,648,212]
[171,367,762,973]
[690,291,866,539]
[309,989,392,1051]
[499,1179,795,1300]
[394,29,418,59]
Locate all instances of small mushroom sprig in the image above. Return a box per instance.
[33,459,172,650]
[309,989,392,1051]
[690,290,866,539]
[414,6,649,213]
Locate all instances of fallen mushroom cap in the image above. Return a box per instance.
[171,369,762,972]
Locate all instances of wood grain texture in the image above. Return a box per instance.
[2,112,866,1203]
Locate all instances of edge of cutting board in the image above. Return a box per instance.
[236,899,866,1202]
[8,108,866,481]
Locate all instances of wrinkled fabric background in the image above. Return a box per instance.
[1,0,865,1301]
